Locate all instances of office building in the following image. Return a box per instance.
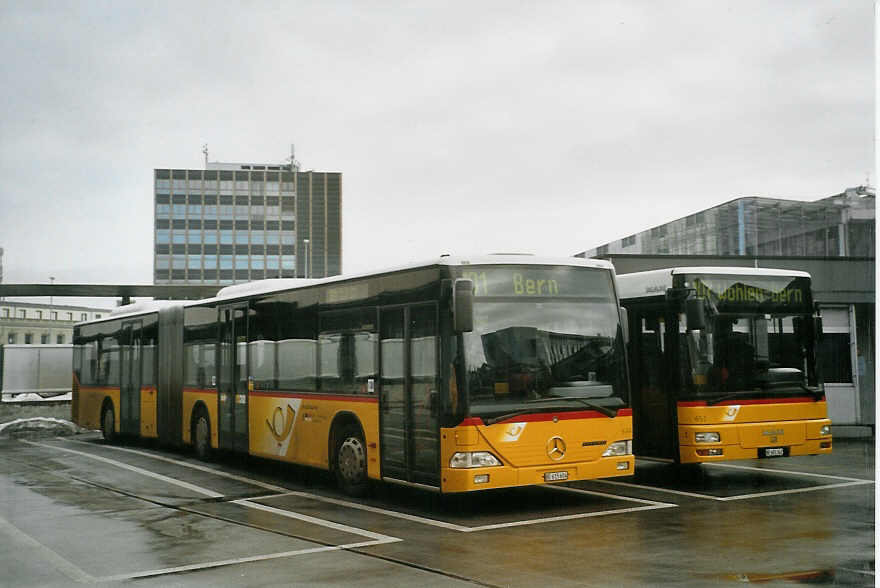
[153,159,341,285]
[578,186,875,435]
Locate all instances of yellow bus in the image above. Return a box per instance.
[617,267,831,464]
[73,255,634,495]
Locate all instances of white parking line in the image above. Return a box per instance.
[593,463,875,501]
[593,478,723,501]
[67,438,289,493]
[234,499,399,542]
[55,438,677,532]
[94,539,398,583]
[704,461,875,483]
[23,440,223,498]
[0,515,96,584]
[715,480,874,502]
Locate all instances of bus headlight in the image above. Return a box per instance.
[449,451,502,468]
[819,425,831,436]
[602,440,632,457]
[695,432,720,443]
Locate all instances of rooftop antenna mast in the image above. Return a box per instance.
[202,144,209,168]
[287,143,300,171]
[0,247,4,302]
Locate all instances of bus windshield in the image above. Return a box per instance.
[458,266,628,419]
[677,274,820,400]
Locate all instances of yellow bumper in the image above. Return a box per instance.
[678,418,832,463]
[441,455,634,493]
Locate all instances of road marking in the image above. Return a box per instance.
[56,438,677,531]
[29,439,399,542]
[704,461,874,483]
[549,483,676,506]
[94,539,399,583]
[466,503,674,531]
[837,567,875,577]
[234,499,400,542]
[715,480,874,502]
[0,515,96,584]
[22,439,404,581]
[594,475,874,502]
[65,439,670,532]
[68,438,288,493]
[24,440,223,498]
[593,478,723,500]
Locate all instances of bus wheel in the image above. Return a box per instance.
[101,402,116,444]
[192,411,211,460]
[335,426,368,497]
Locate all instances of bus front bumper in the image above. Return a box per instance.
[678,419,832,464]
[441,455,634,493]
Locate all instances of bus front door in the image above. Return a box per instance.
[379,304,440,487]
[119,321,142,435]
[218,305,249,453]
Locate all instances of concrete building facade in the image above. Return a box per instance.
[153,159,341,285]
[0,301,110,346]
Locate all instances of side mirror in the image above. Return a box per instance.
[619,307,629,346]
[453,278,474,333]
[685,297,706,331]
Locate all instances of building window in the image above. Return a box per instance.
[95,314,102,319]
[81,313,87,321]
[36,310,42,319]
[651,225,667,238]
[51,311,57,320]
[2,308,8,317]
[621,235,636,248]
[57,334,64,344]
[24,333,32,344]
[66,312,73,320]
[7,333,16,344]
[18,309,26,319]
[40,334,49,344]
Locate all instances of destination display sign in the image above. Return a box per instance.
[687,274,812,314]
[456,266,614,299]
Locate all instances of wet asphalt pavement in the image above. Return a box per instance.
[0,432,874,587]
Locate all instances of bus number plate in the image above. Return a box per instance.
[761,447,785,458]
[544,471,568,482]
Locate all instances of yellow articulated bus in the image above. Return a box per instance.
[73,255,634,495]
[617,267,831,464]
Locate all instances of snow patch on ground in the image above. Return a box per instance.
[0,417,86,438]
[1,392,72,403]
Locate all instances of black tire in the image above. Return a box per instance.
[334,425,369,497]
[101,402,116,443]
[192,410,211,460]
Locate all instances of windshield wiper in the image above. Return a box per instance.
[532,396,618,418]
[706,386,823,406]
[483,397,618,425]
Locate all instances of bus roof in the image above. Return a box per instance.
[78,255,615,325]
[617,266,811,300]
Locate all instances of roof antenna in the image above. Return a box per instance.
[202,144,209,168]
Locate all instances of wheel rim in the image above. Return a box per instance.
[195,417,208,453]
[338,436,366,484]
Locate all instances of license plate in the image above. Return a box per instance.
[544,471,569,482]
[762,447,785,458]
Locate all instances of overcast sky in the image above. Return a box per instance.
[0,1,874,307]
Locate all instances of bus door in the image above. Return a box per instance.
[218,304,249,453]
[119,320,142,435]
[632,310,676,459]
[379,304,440,486]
